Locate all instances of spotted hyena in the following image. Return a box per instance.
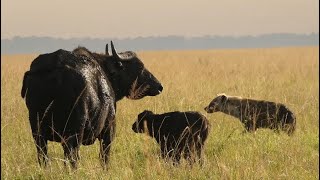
[204,93,296,135]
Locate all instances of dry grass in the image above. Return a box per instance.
[1,47,319,179]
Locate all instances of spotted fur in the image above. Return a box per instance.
[205,93,296,135]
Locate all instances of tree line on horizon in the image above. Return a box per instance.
[1,33,318,55]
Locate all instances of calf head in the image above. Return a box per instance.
[103,42,163,101]
[204,93,228,113]
[132,110,154,133]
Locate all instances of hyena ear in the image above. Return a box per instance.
[220,94,227,103]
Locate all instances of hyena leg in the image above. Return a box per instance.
[244,121,255,133]
[62,135,80,169]
[273,126,281,134]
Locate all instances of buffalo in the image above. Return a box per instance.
[21,41,163,169]
[132,110,209,165]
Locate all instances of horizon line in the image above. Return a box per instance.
[2,32,319,41]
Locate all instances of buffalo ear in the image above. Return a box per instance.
[108,62,122,76]
[115,61,124,70]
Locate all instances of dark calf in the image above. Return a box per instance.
[132,110,209,164]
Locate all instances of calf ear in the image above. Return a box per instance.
[142,110,153,117]
[143,120,149,133]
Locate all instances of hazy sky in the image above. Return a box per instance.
[1,0,319,39]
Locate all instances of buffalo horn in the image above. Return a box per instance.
[105,44,109,55]
[110,41,120,59]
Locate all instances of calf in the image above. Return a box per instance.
[132,110,209,164]
[204,93,296,135]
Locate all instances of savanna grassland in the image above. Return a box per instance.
[1,47,319,179]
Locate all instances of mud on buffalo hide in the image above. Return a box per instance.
[21,42,163,169]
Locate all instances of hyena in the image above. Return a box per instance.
[204,93,296,135]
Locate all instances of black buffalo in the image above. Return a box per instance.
[21,41,163,169]
[132,110,209,164]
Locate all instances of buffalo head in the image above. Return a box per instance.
[104,41,163,100]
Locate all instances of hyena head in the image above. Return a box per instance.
[204,93,228,113]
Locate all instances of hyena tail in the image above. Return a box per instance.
[21,71,30,98]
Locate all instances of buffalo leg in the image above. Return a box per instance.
[34,134,48,167]
[99,118,116,169]
[62,135,80,169]
[30,112,49,167]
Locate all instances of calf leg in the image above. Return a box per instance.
[183,142,201,166]
[195,142,204,166]
[286,123,295,136]
[161,146,181,165]
[171,151,181,165]
[183,149,194,165]
[160,142,170,159]
[160,149,167,159]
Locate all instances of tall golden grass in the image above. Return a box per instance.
[1,47,319,179]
